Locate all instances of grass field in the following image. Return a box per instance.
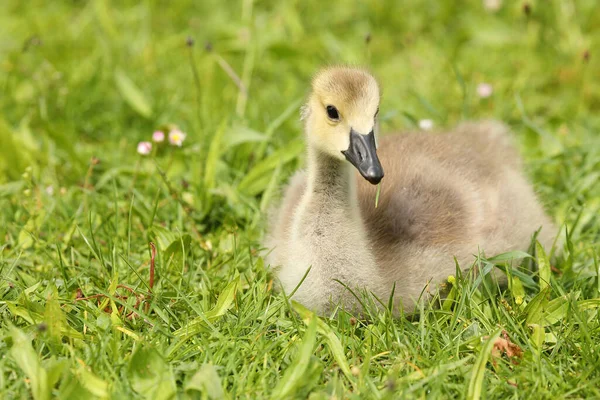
[1,0,600,398]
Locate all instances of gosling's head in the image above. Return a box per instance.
[303,66,384,185]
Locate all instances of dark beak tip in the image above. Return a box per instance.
[364,167,384,185]
[366,174,383,185]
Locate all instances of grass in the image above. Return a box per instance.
[1,0,600,398]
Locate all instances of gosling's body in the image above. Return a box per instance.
[265,67,556,314]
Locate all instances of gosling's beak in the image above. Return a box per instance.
[341,129,384,185]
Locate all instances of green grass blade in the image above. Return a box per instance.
[9,326,50,400]
[536,240,551,292]
[467,328,502,400]
[272,314,318,399]
[238,139,304,196]
[293,301,353,381]
[114,69,152,118]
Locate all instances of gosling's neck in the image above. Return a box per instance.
[305,146,358,209]
[290,141,378,298]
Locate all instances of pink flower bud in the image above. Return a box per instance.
[477,83,493,98]
[152,131,165,142]
[137,141,152,155]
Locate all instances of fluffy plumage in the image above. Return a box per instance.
[264,67,556,315]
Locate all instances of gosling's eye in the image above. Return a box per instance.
[326,105,340,121]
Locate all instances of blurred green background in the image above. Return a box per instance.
[1,0,600,398]
[2,0,598,183]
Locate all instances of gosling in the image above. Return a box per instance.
[264,66,557,315]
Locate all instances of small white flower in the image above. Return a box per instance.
[137,141,152,155]
[483,0,502,11]
[418,119,434,130]
[477,83,493,98]
[45,186,54,196]
[168,129,186,147]
[152,130,165,142]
